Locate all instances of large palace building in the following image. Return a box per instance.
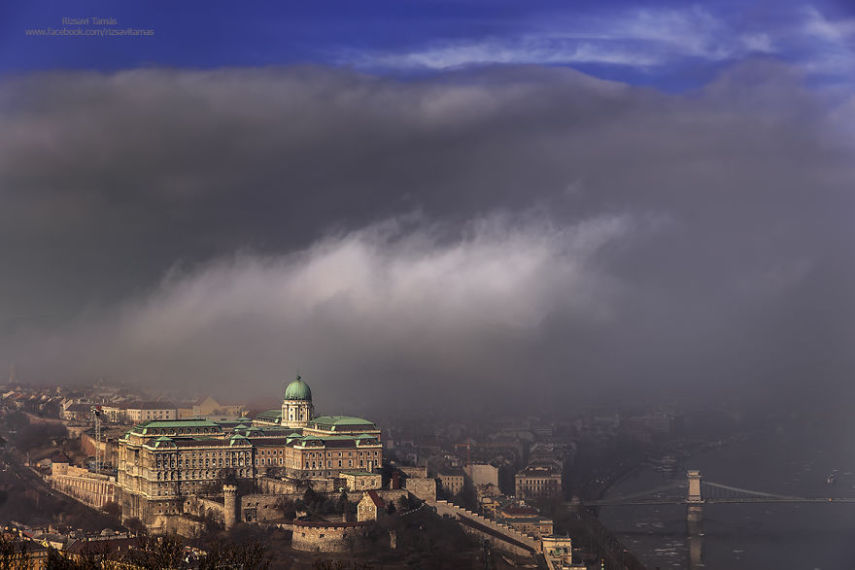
[117,376,382,525]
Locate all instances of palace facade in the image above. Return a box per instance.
[116,376,382,525]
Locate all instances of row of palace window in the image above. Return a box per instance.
[521,479,559,487]
[304,450,380,459]
[257,457,284,466]
[154,468,249,482]
[150,450,379,472]
[304,459,378,469]
[156,452,249,469]
[258,448,283,455]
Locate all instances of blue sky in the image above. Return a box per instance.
[1,0,853,90]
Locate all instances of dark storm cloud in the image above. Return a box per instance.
[0,63,852,411]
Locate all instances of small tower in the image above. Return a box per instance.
[281,375,314,429]
[223,484,238,530]
[687,470,702,503]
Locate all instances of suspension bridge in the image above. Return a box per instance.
[582,470,855,507]
[577,470,855,569]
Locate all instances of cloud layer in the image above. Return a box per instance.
[28,214,626,410]
[346,6,772,70]
[1,64,853,412]
[339,4,854,86]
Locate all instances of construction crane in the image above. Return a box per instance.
[91,405,102,472]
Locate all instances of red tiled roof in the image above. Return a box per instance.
[366,490,385,508]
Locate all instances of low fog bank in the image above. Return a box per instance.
[1,63,853,414]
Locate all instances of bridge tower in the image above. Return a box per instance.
[686,470,704,568]
[687,470,702,503]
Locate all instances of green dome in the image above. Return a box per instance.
[284,376,312,401]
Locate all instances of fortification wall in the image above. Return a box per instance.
[48,463,116,508]
[377,489,407,505]
[241,494,285,523]
[405,477,436,502]
[258,477,303,495]
[257,476,335,495]
[80,433,119,466]
[289,521,372,553]
[432,500,539,555]
[182,496,224,523]
[150,515,204,538]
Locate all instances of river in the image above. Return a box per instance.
[599,417,855,569]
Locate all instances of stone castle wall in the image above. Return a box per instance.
[182,496,225,524]
[377,489,407,506]
[405,477,436,502]
[258,475,335,495]
[48,463,116,508]
[150,515,204,538]
[432,500,539,556]
[79,433,118,466]
[289,521,372,553]
[241,494,285,523]
[258,477,303,495]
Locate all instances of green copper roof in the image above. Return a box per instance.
[148,436,177,449]
[311,416,374,425]
[308,416,377,430]
[129,418,223,436]
[229,434,251,447]
[284,376,312,401]
[255,409,282,420]
[143,419,219,428]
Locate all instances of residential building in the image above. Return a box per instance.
[124,402,178,423]
[438,470,465,496]
[515,461,562,499]
[495,503,553,538]
[357,490,385,522]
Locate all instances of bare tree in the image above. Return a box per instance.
[199,540,270,570]
[124,533,185,569]
[0,534,32,570]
